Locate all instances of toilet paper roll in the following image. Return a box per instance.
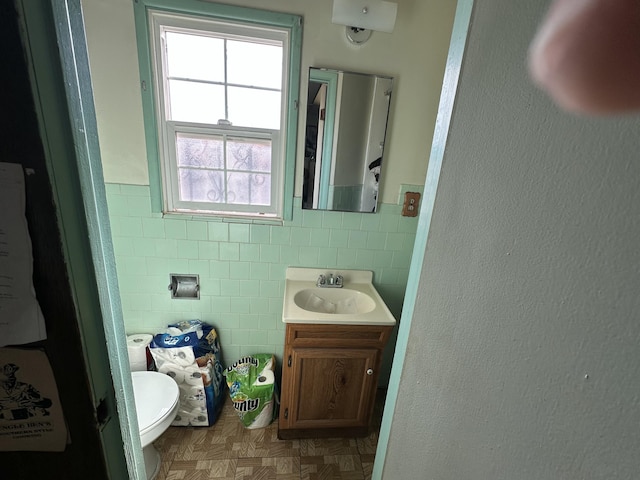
[253,369,275,387]
[165,327,182,336]
[171,412,190,427]
[129,359,147,372]
[127,334,153,372]
[178,383,202,396]
[185,396,205,409]
[174,280,199,299]
[183,366,203,386]
[179,384,205,408]
[169,347,195,367]
[186,407,209,426]
[158,363,186,384]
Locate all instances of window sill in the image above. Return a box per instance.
[161,211,284,226]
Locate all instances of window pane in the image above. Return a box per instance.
[176,133,224,168]
[228,87,281,129]
[178,168,225,203]
[227,172,271,206]
[227,40,283,89]
[168,80,225,123]
[165,32,224,82]
[227,137,272,173]
[250,173,271,205]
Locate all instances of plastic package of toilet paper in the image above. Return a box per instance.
[224,353,278,429]
[149,320,225,427]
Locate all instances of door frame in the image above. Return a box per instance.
[371,0,474,478]
[17,0,144,477]
[21,0,475,478]
[309,68,339,210]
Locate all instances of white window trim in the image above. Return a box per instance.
[147,8,292,221]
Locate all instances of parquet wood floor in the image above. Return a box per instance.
[154,389,386,480]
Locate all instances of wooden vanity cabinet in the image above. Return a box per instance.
[278,323,393,439]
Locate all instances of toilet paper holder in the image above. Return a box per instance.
[168,274,200,299]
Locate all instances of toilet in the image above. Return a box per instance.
[131,371,180,480]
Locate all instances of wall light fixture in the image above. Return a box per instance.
[331,0,398,45]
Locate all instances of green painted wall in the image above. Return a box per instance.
[107,184,419,378]
[83,0,457,385]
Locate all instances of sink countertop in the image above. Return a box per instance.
[282,267,397,326]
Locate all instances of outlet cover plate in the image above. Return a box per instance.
[402,192,420,217]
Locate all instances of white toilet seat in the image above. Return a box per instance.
[131,371,180,447]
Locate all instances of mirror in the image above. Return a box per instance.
[302,68,393,213]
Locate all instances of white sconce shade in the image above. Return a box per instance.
[332,0,398,33]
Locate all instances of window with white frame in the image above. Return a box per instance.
[135,2,301,220]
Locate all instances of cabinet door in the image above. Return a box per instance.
[283,347,379,430]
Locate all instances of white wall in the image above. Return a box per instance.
[384,1,640,478]
[333,73,372,187]
[81,0,457,204]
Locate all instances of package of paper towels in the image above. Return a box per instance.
[127,334,153,371]
[224,353,278,429]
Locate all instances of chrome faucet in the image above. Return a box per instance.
[316,273,343,288]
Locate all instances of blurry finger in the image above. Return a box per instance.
[529,0,640,115]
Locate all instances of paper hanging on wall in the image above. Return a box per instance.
[0,347,67,451]
[0,163,46,346]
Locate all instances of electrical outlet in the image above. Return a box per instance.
[402,192,421,217]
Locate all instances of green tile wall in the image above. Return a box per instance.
[106,183,418,369]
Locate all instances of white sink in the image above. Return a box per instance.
[294,288,376,315]
[283,267,396,325]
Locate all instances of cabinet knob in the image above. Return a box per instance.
[366,368,374,376]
